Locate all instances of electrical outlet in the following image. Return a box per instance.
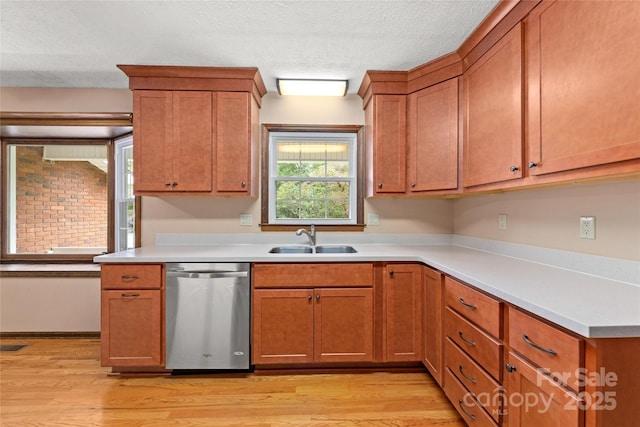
[239,213,253,226]
[498,214,507,230]
[579,216,595,239]
[368,213,380,226]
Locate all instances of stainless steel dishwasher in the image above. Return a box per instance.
[166,262,250,370]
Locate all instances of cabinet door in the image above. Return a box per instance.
[252,289,314,364]
[133,90,173,193]
[527,0,640,175]
[505,352,581,427]
[463,23,524,187]
[215,92,253,194]
[172,91,213,192]
[314,288,374,363]
[368,95,407,195]
[422,266,444,385]
[407,78,459,192]
[385,264,422,361]
[101,290,163,367]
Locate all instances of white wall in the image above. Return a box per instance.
[453,180,640,261]
[1,87,638,333]
[0,277,101,332]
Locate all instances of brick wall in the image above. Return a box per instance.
[14,146,108,254]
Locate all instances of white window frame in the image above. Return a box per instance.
[114,135,135,252]
[268,131,358,225]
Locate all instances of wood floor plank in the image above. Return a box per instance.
[0,339,464,426]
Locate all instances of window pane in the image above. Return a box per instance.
[123,145,134,199]
[300,181,326,200]
[276,180,300,200]
[327,199,350,219]
[117,200,135,251]
[8,144,108,254]
[276,200,300,219]
[300,200,325,219]
[326,161,350,177]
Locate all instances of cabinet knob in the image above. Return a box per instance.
[410,182,416,188]
[377,183,383,189]
[509,166,519,172]
[307,295,312,301]
[165,182,171,187]
[389,270,394,276]
[172,182,178,187]
[506,363,517,373]
[241,182,247,188]
[528,162,538,168]
[316,294,320,301]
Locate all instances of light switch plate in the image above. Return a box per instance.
[498,214,507,230]
[368,213,380,226]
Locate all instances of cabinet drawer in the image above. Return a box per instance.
[253,263,373,288]
[445,277,502,338]
[444,368,499,427]
[101,264,163,289]
[509,307,582,391]
[445,338,502,423]
[446,307,503,382]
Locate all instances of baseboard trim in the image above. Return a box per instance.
[0,331,100,339]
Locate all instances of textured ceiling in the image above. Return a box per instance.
[0,0,499,94]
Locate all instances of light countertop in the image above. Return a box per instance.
[94,235,640,339]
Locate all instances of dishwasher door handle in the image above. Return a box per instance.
[167,271,249,279]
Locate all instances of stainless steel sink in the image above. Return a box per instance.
[268,246,314,254]
[314,245,357,254]
[268,245,357,254]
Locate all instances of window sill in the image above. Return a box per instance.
[0,264,101,278]
[259,224,366,232]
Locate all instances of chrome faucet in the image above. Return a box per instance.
[296,224,316,247]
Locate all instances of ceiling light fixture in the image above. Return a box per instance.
[276,79,348,97]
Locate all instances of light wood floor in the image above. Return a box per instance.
[0,338,465,426]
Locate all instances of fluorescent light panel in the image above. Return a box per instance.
[277,79,348,96]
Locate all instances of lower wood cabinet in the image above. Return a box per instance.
[252,288,373,364]
[101,290,163,367]
[252,263,375,365]
[100,263,164,367]
[504,351,581,427]
[422,266,444,385]
[384,264,423,362]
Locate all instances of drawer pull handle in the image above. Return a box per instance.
[457,399,476,421]
[458,364,477,384]
[458,331,477,347]
[121,293,140,298]
[121,275,139,280]
[523,334,558,356]
[458,297,477,310]
[506,363,517,373]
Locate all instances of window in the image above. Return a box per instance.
[1,112,135,262]
[261,124,364,229]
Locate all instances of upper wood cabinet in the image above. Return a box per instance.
[364,94,407,196]
[119,65,266,197]
[526,0,640,176]
[463,23,524,188]
[407,78,459,193]
[215,92,259,195]
[133,90,213,193]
